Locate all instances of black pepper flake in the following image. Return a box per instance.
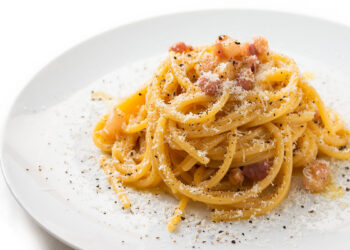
[346,167,349,170]
[234,41,240,45]
[181,216,185,221]
[346,187,350,192]
[231,240,236,244]
[174,56,177,59]
[248,220,252,223]
[154,155,158,158]
[301,205,304,208]
[179,64,184,67]
[218,35,225,40]
[138,93,142,96]
[339,145,347,151]
[218,230,223,233]
[283,226,286,229]
[308,210,315,213]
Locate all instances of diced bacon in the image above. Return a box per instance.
[196,75,221,95]
[214,42,225,58]
[303,160,330,193]
[169,41,193,53]
[242,160,271,182]
[213,35,248,59]
[228,168,244,185]
[236,68,254,90]
[237,78,252,91]
[252,37,269,56]
[248,44,258,56]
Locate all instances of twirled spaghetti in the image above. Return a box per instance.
[93,36,350,231]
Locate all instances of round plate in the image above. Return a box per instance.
[2,10,350,250]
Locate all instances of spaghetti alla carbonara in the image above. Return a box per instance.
[93,36,350,231]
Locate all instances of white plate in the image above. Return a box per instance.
[2,9,350,250]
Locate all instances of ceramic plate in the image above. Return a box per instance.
[2,10,350,250]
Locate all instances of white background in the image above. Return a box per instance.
[1,0,350,249]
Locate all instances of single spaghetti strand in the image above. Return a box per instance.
[100,156,131,209]
[167,197,189,232]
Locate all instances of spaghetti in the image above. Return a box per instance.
[93,36,350,231]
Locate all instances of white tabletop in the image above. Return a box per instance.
[1,0,350,249]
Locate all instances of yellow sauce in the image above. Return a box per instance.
[323,177,344,199]
[340,202,349,208]
[91,91,114,101]
[295,168,344,199]
[303,72,315,80]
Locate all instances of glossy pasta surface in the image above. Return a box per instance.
[93,36,350,231]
